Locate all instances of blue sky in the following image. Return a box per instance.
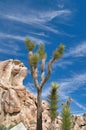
[0,0,86,115]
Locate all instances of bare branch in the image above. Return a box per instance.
[28,52,39,89]
[40,58,55,88]
[41,59,45,82]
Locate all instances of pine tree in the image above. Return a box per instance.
[47,82,59,130]
[61,98,72,130]
[25,38,65,130]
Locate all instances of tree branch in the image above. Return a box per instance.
[40,58,55,88]
[28,52,39,89]
[41,59,45,82]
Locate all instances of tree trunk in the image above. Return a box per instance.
[36,88,42,130]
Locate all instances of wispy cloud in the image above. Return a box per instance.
[1,9,72,24]
[51,41,86,71]
[0,43,24,57]
[72,99,86,111]
[64,41,86,57]
[0,32,45,44]
[0,14,60,35]
[52,60,73,69]
[59,73,86,97]
[30,32,48,37]
[25,71,86,112]
[42,87,51,99]
[0,32,24,41]
[0,9,72,36]
[41,73,86,103]
[0,48,22,56]
[25,82,35,91]
[32,10,72,23]
[58,72,86,112]
[25,82,37,96]
[41,73,86,111]
[0,34,23,56]
[0,40,20,52]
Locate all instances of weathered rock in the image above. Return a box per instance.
[0,59,86,130]
[3,88,21,113]
[72,115,86,130]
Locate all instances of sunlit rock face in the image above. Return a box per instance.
[0,59,28,115]
[0,59,28,88]
[0,59,86,130]
[72,114,86,130]
[0,59,28,126]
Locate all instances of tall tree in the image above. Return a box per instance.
[47,82,59,130]
[61,98,72,130]
[25,38,65,130]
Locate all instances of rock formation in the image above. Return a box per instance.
[0,59,86,130]
[72,114,86,130]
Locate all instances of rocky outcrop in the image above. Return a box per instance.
[0,59,86,130]
[72,114,86,130]
[0,59,28,127]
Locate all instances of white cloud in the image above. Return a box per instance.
[0,32,24,41]
[58,73,86,112]
[0,9,72,36]
[25,72,86,112]
[42,87,51,99]
[1,9,71,24]
[25,82,35,91]
[64,41,86,57]
[0,48,22,56]
[0,32,45,44]
[30,32,48,37]
[59,73,86,97]
[0,31,49,69]
[72,99,86,111]
[39,72,86,102]
[25,82,37,96]
[52,60,72,69]
[52,41,86,70]
[1,14,61,35]
[33,10,72,23]
[0,33,24,56]
[0,39,20,51]
[58,4,64,9]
